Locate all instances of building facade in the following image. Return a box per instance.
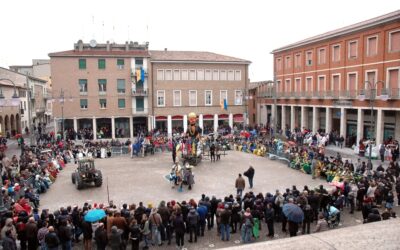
[150,50,250,136]
[258,10,400,146]
[49,40,151,140]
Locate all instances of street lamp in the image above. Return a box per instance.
[358,80,386,173]
[57,89,73,140]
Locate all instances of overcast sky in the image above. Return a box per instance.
[1,0,398,81]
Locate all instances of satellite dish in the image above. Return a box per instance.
[89,39,97,48]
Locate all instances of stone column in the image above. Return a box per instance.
[199,114,204,135]
[257,104,262,125]
[111,116,116,139]
[340,108,347,139]
[53,118,58,136]
[356,108,364,146]
[290,106,295,132]
[271,104,276,129]
[183,115,188,133]
[375,109,384,145]
[214,114,218,133]
[167,115,172,138]
[325,107,332,133]
[147,116,152,132]
[395,111,400,139]
[73,117,78,133]
[281,106,286,131]
[92,117,97,140]
[130,116,134,138]
[313,107,319,133]
[229,113,233,129]
[301,106,307,131]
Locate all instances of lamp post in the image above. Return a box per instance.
[359,80,386,174]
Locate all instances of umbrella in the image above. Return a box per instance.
[84,209,106,222]
[288,141,296,147]
[282,203,304,223]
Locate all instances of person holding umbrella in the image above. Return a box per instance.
[243,166,255,189]
[282,198,304,237]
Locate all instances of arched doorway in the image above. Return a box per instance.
[0,116,3,135]
[10,114,15,136]
[16,114,21,133]
[4,115,9,136]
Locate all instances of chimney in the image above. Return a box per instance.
[125,41,129,51]
[106,41,111,51]
[77,40,83,51]
[164,48,168,52]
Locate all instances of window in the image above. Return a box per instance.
[235,90,243,105]
[332,45,340,62]
[276,80,282,92]
[332,74,340,91]
[117,79,125,94]
[80,99,88,109]
[118,98,126,108]
[173,90,181,106]
[295,54,301,68]
[136,97,144,111]
[189,90,197,106]
[173,70,180,80]
[276,58,282,70]
[79,59,86,69]
[235,70,241,81]
[220,90,228,105]
[285,56,291,69]
[348,41,358,59]
[99,99,107,109]
[205,90,212,106]
[117,59,124,69]
[366,70,377,87]
[318,48,326,65]
[318,76,326,92]
[98,79,107,94]
[157,90,165,107]
[205,70,212,80]
[79,79,88,94]
[306,51,312,66]
[197,70,204,80]
[285,79,291,92]
[212,70,219,80]
[347,73,357,91]
[389,30,400,52]
[367,36,378,56]
[165,70,172,80]
[189,70,196,80]
[135,58,143,67]
[295,78,301,92]
[181,70,188,80]
[98,59,106,69]
[157,70,164,80]
[227,70,234,81]
[387,68,400,89]
[306,77,313,92]
[220,70,227,81]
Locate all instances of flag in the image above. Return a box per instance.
[136,68,141,82]
[220,99,228,110]
[141,67,145,82]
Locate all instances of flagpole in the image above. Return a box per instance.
[107,177,110,205]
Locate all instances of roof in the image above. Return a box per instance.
[0,67,46,84]
[272,10,400,54]
[0,79,26,88]
[48,50,151,58]
[150,50,251,64]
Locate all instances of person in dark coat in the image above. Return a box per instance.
[2,230,17,250]
[186,208,199,243]
[109,226,123,250]
[81,220,93,250]
[230,202,241,233]
[58,219,73,250]
[173,212,186,249]
[128,220,141,250]
[264,203,275,237]
[243,166,255,189]
[94,223,108,250]
[25,217,39,250]
[45,226,60,250]
[302,204,313,234]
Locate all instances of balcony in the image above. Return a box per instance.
[43,93,52,100]
[132,107,149,115]
[131,88,148,97]
[304,91,313,99]
[382,88,400,99]
[36,107,45,114]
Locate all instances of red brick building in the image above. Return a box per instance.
[258,10,400,146]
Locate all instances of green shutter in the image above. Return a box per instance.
[117,59,124,66]
[79,59,86,69]
[98,59,106,69]
[117,79,125,93]
[136,97,144,111]
[98,79,107,92]
[80,99,88,108]
[118,98,125,108]
[79,79,87,92]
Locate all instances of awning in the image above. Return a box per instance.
[218,114,229,119]
[233,114,244,122]
[155,116,167,121]
[172,115,183,120]
[203,114,214,120]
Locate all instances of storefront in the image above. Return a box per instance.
[172,115,184,134]
[96,118,112,139]
[202,114,214,134]
[115,117,131,138]
[233,114,244,130]
[155,116,167,133]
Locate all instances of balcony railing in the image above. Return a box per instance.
[131,88,148,97]
[36,107,45,113]
[132,108,149,115]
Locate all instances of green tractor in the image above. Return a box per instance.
[71,157,103,190]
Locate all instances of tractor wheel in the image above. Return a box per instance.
[76,175,84,190]
[71,173,76,184]
[94,170,103,187]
